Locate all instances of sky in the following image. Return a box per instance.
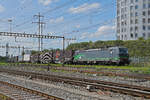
[0,0,116,56]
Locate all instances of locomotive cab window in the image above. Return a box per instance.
[119,48,128,54]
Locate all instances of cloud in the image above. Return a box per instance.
[49,16,64,24]
[80,32,89,40]
[20,0,28,4]
[79,25,115,40]
[38,0,58,6]
[20,0,32,4]
[75,24,80,28]
[69,3,100,14]
[90,25,115,38]
[0,5,5,13]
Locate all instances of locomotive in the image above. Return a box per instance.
[30,46,130,65]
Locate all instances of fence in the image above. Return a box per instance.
[129,57,150,67]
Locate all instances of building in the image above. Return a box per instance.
[117,0,150,40]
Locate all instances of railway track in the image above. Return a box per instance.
[0,79,64,100]
[50,66,150,80]
[0,68,150,99]
[5,64,150,80]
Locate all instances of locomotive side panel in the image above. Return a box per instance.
[73,47,129,65]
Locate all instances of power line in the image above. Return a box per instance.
[42,0,76,15]
[44,0,91,20]
[46,1,115,29]
[58,19,115,36]
[14,0,77,29]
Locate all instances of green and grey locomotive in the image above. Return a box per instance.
[73,47,129,65]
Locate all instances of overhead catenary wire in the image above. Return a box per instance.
[44,0,92,20]
[46,1,115,29]
[58,19,115,36]
[14,0,77,29]
[0,0,116,53]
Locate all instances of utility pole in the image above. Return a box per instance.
[8,19,12,32]
[6,43,9,57]
[33,12,45,51]
[62,37,65,66]
[41,21,45,51]
[22,46,24,62]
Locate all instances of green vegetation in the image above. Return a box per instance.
[49,63,150,74]
[0,62,150,74]
[66,39,150,57]
[31,48,60,55]
[0,93,12,100]
[0,56,9,63]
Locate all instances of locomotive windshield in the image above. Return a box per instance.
[119,48,128,54]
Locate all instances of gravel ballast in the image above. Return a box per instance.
[0,66,149,100]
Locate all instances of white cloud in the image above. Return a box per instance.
[90,25,115,38]
[0,5,5,13]
[80,32,89,40]
[75,24,80,28]
[20,0,27,4]
[50,16,64,24]
[38,0,58,6]
[69,3,100,14]
[79,25,115,40]
[20,0,32,4]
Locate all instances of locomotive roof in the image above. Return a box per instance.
[76,46,127,52]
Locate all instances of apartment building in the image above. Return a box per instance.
[117,0,150,40]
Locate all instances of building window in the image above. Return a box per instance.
[135,26,138,31]
[143,4,146,9]
[130,6,133,10]
[130,13,133,17]
[124,21,127,25]
[148,33,150,37]
[130,33,133,38]
[122,35,123,40]
[143,25,146,30]
[148,18,150,23]
[143,11,146,16]
[130,27,133,31]
[135,12,138,16]
[122,28,124,32]
[135,19,138,24]
[149,3,150,8]
[148,10,150,15]
[121,22,124,26]
[148,26,150,30]
[124,28,126,32]
[117,30,120,33]
[135,33,138,38]
[143,33,146,37]
[143,18,146,24]
[135,5,138,9]
[130,20,133,24]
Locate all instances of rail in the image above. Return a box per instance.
[0,68,150,99]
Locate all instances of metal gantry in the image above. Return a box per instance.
[0,32,64,39]
[0,31,65,64]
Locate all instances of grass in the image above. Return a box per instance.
[0,62,150,74]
